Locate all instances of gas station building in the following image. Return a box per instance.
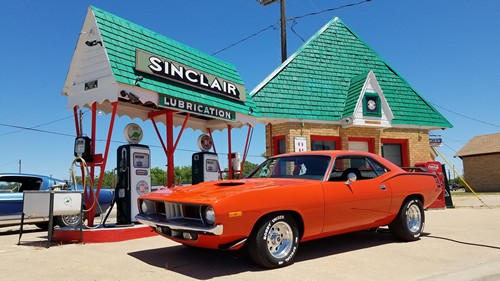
[57,6,454,233]
[251,18,452,167]
[63,6,453,192]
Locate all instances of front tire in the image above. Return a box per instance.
[389,198,425,241]
[247,213,299,268]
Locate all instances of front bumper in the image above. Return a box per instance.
[135,214,224,236]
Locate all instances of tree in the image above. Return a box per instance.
[174,165,192,184]
[150,167,167,186]
[223,160,259,179]
[241,161,259,177]
[72,170,115,189]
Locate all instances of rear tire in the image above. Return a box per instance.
[247,213,299,268]
[389,198,425,241]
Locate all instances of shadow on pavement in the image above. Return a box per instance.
[128,229,397,279]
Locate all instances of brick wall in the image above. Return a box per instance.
[265,122,432,166]
[462,154,500,192]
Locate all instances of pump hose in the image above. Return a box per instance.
[432,147,491,209]
[69,157,105,228]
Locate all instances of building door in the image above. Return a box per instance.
[348,137,375,153]
[273,136,286,156]
[348,141,369,152]
[381,139,409,167]
[382,143,403,166]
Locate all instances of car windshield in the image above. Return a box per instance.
[247,155,331,180]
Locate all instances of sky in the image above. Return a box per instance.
[1,0,499,180]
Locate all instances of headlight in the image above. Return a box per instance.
[204,206,216,225]
[140,200,148,214]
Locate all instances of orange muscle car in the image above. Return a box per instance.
[136,150,441,268]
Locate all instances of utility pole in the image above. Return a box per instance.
[279,0,287,62]
[18,159,21,173]
[257,0,287,62]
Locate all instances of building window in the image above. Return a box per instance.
[311,136,341,151]
[363,92,381,117]
[381,138,409,167]
[273,135,286,156]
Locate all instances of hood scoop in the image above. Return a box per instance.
[215,182,245,187]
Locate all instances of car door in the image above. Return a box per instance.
[0,176,44,224]
[321,156,392,235]
[0,177,24,223]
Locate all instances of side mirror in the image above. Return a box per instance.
[345,173,357,184]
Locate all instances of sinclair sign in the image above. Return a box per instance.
[135,49,246,102]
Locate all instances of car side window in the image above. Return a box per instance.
[0,181,21,193]
[329,156,388,181]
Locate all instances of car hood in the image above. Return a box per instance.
[141,178,315,203]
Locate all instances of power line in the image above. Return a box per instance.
[430,102,500,128]
[289,0,371,21]
[212,0,372,56]
[212,24,277,56]
[0,123,76,138]
[0,160,18,167]
[0,114,76,137]
[0,122,264,159]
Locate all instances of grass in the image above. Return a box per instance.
[451,191,500,197]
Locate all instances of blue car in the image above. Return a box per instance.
[0,173,114,229]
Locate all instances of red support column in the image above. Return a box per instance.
[173,114,190,152]
[239,125,253,179]
[92,101,118,223]
[166,110,175,188]
[227,124,233,180]
[150,116,168,156]
[84,103,98,226]
[90,103,97,184]
[73,106,80,136]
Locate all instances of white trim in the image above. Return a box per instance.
[343,70,393,129]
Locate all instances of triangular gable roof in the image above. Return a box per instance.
[63,6,258,132]
[342,70,394,128]
[455,133,500,157]
[250,17,452,129]
[343,70,369,118]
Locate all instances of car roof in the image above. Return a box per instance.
[277,150,376,158]
[273,150,402,171]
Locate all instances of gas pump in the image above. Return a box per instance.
[115,124,151,224]
[74,135,93,163]
[192,134,220,185]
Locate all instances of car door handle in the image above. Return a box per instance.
[380,184,387,191]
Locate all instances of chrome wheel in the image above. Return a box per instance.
[389,198,425,241]
[248,213,299,268]
[56,214,82,227]
[407,203,422,233]
[266,221,293,259]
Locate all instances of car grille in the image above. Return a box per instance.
[146,200,204,224]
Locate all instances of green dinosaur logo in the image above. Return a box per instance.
[130,131,142,139]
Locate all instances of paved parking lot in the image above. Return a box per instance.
[1,194,500,281]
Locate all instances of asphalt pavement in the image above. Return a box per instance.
[1,192,500,281]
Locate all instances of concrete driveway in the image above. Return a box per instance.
[1,194,500,281]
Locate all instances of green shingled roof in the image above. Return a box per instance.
[251,17,451,129]
[91,6,259,117]
[343,70,369,118]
